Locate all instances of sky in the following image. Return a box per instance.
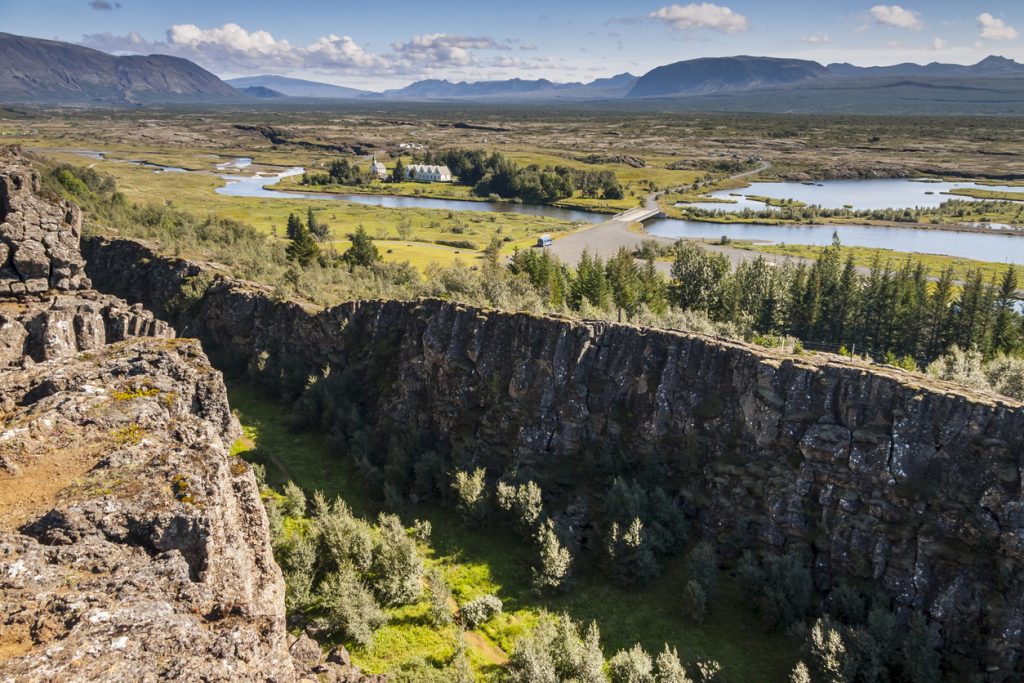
[1,1,1023,89]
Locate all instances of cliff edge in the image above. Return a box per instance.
[0,149,296,681]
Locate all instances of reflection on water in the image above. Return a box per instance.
[704,178,1024,211]
[645,219,1024,263]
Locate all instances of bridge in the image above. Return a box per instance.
[545,205,672,272]
[610,206,666,223]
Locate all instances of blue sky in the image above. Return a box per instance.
[2,1,1022,88]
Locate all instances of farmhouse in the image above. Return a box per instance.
[370,156,388,179]
[406,164,453,183]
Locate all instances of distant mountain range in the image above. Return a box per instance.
[0,32,240,104]
[1,32,1023,113]
[225,75,366,99]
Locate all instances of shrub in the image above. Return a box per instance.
[452,467,488,526]
[533,519,573,591]
[460,594,503,629]
[425,568,453,627]
[369,513,423,606]
[316,566,386,646]
[683,580,707,625]
[275,529,317,611]
[412,518,432,543]
[607,518,659,585]
[655,645,693,683]
[694,660,722,683]
[608,644,655,683]
[790,662,811,683]
[807,618,847,683]
[313,492,374,573]
[506,620,558,683]
[550,615,605,683]
[496,480,545,535]
[739,551,813,629]
[281,480,307,517]
[685,542,719,601]
[897,613,940,683]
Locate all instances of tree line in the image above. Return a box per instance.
[423,148,624,203]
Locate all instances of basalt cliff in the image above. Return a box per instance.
[0,151,325,681]
[82,231,1024,681]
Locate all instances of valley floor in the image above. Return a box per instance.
[227,382,799,682]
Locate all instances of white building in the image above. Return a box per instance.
[370,156,388,180]
[406,164,452,183]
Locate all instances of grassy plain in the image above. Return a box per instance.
[8,106,1024,275]
[228,383,799,683]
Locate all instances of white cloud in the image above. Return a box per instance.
[167,23,293,58]
[649,3,748,34]
[83,23,393,74]
[391,34,502,66]
[930,37,946,50]
[869,5,922,31]
[977,13,1018,41]
[801,34,831,45]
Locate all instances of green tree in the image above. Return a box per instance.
[655,646,693,683]
[368,513,423,606]
[452,467,488,527]
[425,568,453,627]
[683,580,707,624]
[286,222,321,267]
[990,265,1020,356]
[533,519,573,591]
[342,225,381,268]
[392,158,406,183]
[286,212,303,240]
[307,206,330,241]
[608,644,655,683]
[316,566,386,646]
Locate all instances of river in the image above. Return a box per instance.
[69,150,1024,264]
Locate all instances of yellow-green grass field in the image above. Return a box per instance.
[228,383,799,683]
[45,150,582,269]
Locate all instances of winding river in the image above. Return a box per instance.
[69,150,1024,264]
[215,163,1024,263]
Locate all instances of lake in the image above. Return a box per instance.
[644,219,1024,264]
[704,178,1024,211]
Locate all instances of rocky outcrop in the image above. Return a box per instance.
[0,149,89,293]
[0,149,297,682]
[84,234,1024,681]
[0,339,295,682]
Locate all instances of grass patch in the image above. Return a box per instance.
[228,381,798,682]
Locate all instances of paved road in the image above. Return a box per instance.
[548,216,799,274]
[549,160,789,273]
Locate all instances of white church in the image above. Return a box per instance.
[370,157,388,180]
[405,164,453,183]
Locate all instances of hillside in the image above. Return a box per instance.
[628,56,829,97]
[0,32,241,104]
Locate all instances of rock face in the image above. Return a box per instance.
[0,149,296,682]
[0,151,90,293]
[85,234,1024,681]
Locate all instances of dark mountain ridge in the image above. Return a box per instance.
[0,32,241,104]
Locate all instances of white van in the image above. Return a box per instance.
[537,234,553,247]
